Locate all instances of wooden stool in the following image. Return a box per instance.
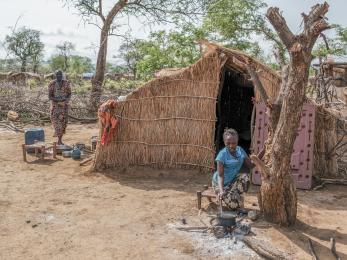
[197,185,217,210]
[22,142,57,162]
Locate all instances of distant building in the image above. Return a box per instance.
[82,72,94,80]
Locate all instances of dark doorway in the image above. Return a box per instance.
[215,67,255,155]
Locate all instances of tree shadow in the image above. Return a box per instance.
[251,218,347,259]
[25,157,62,165]
[276,219,347,260]
[296,185,347,211]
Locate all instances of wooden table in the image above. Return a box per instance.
[22,142,57,162]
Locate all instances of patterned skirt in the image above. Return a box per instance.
[213,173,250,209]
[51,105,68,137]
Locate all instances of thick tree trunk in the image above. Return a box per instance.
[88,0,128,112]
[90,29,108,112]
[250,2,330,226]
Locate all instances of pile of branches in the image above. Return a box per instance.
[0,82,131,124]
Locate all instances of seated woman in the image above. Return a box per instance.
[212,128,257,209]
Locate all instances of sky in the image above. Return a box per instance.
[0,0,346,64]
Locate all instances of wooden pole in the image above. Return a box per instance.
[53,142,57,159]
[197,191,202,210]
[41,146,45,159]
[22,144,27,162]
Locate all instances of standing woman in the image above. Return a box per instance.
[48,70,71,145]
[212,128,258,209]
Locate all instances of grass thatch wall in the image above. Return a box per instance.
[314,105,341,178]
[93,50,224,171]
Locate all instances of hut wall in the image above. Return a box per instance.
[313,106,339,178]
[93,51,224,170]
[255,69,281,102]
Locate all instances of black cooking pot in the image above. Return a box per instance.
[210,211,237,227]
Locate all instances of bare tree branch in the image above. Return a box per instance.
[266,7,296,50]
[246,62,269,103]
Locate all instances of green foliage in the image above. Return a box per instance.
[69,55,94,74]
[48,55,94,75]
[104,78,144,90]
[202,0,286,65]
[117,39,146,79]
[203,0,265,49]
[56,41,75,71]
[118,24,206,80]
[312,25,347,61]
[27,79,38,89]
[49,55,66,71]
[106,63,128,74]
[4,27,44,72]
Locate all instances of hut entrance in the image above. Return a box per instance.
[215,67,254,155]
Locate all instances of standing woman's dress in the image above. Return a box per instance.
[48,80,71,137]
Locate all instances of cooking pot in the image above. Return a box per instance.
[56,144,72,154]
[209,211,237,227]
[62,150,72,158]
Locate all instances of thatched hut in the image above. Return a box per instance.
[93,42,340,188]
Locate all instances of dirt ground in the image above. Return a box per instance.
[0,123,346,259]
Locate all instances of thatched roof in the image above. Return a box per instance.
[125,42,281,102]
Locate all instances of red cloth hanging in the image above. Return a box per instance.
[98,100,119,145]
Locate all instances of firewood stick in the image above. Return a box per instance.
[330,238,341,260]
[308,238,319,260]
[243,237,288,260]
[80,157,93,166]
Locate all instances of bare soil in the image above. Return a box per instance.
[0,124,346,259]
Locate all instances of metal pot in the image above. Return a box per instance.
[62,150,72,158]
[210,211,237,227]
[56,145,72,154]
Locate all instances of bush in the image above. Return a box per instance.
[27,79,39,89]
[104,79,144,90]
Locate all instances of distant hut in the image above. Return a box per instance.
[93,42,341,189]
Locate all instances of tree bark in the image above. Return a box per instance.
[250,2,330,226]
[21,59,27,72]
[89,0,128,112]
[90,29,108,111]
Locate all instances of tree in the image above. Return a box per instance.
[63,0,211,112]
[249,2,331,226]
[4,27,44,72]
[117,38,145,79]
[48,54,94,74]
[106,63,128,74]
[69,55,94,74]
[56,41,75,71]
[118,24,206,79]
[203,0,287,67]
[48,55,66,71]
[312,25,347,63]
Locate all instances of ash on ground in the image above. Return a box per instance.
[168,222,260,259]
